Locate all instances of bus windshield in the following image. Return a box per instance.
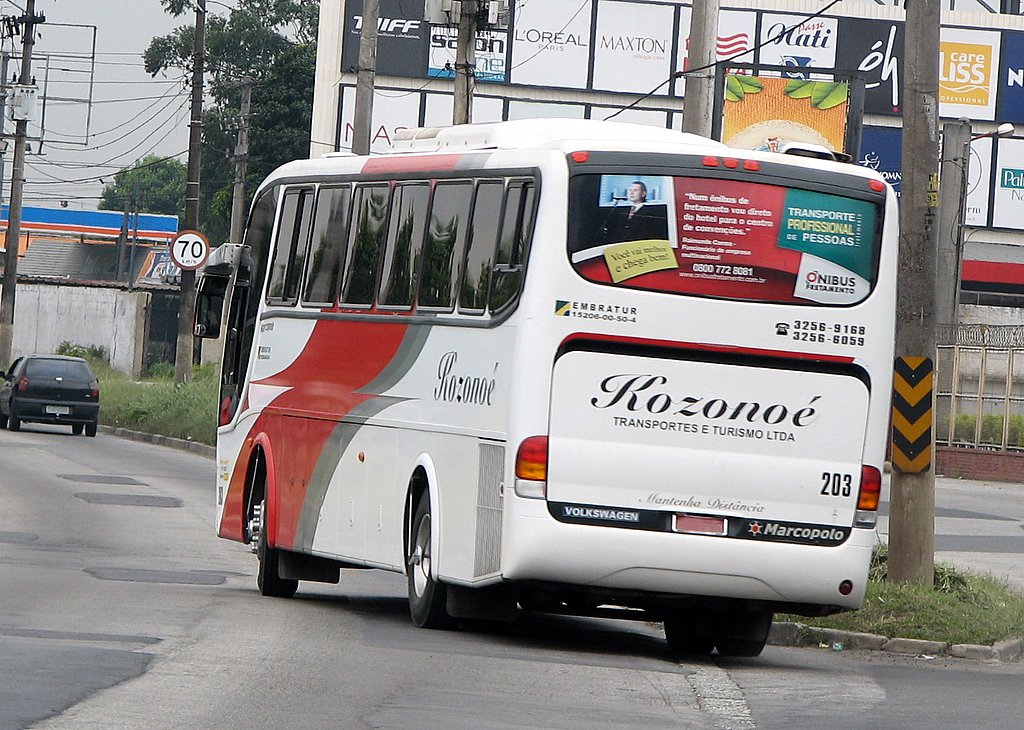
[567,172,883,306]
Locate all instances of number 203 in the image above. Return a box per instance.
[820,472,853,497]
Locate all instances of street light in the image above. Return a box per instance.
[947,121,1016,327]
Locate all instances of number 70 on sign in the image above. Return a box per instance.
[169,230,211,270]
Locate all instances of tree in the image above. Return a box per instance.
[144,0,318,244]
[98,155,187,220]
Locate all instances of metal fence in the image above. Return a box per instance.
[936,325,1024,451]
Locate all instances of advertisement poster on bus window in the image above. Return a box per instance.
[721,75,848,153]
[570,175,878,306]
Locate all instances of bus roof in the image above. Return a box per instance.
[375,119,720,155]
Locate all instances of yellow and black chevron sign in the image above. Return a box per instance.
[892,356,933,473]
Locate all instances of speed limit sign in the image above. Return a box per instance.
[169,230,211,270]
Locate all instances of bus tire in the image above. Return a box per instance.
[664,613,715,656]
[256,499,298,599]
[407,495,452,628]
[713,609,773,658]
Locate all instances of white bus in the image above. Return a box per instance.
[195,119,896,657]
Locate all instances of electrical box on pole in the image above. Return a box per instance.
[7,84,36,122]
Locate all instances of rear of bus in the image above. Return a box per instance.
[502,140,895,654]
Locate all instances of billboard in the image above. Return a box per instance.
[722,75,848,152]
[428,27,508,82]
[859,126,903,198]
[965,136,993,227]
[592,1,675,95]
[940,28,1000,121]
[510,0,591,88]
[991,138,1024,230]
[339,86,421,153]
[836,17,904,116]
[758,13,839,80]
[341,0,428,78]
[676,9,758,97]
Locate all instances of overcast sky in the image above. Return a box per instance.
[0,0,237,213]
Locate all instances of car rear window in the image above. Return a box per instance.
[25,359,94,380]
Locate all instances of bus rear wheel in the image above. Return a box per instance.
[256,499,298,599]
[664,612,716,656]
[407,495,452,628]
[714,609,773,657]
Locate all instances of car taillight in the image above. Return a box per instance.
[89,379,99,398]
[514,436,548,499]
[16,376,28,391]
[855,465,882,527]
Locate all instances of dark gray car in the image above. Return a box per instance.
[0,355,100,436]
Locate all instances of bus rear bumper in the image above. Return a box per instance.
[501,500,874,612]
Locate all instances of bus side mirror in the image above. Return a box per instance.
[194,275,229,339]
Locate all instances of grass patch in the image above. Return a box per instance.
[92,361,219,446]
[782,545,1024,646]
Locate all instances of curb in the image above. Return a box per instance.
[769,621,1024,663]
[99,424,215,460]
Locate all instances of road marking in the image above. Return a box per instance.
[687,664,756,730]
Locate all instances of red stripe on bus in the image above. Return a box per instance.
[361,154,462,175]
[560,333,856,365]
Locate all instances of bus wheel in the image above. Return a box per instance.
[256,499,298,599]
[407,495,452,628]
[664,613,715,656]
[714,609,773,658]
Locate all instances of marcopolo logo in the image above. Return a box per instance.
[746,520,848,545]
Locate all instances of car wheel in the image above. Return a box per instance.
[72,423,84,435]
[8,414,20,431]
[407,494,453,629]
[85,421,97,438]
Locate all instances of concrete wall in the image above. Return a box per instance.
[9,283,149,376]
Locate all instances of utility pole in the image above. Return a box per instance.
[352,0,380,156]
[0,1,42,367]
[681,0,719,138]
[935,118,971,328]
[229,77,253,245]
[889,0,940,586]
[453,1,477,125]
[175,0,206,384]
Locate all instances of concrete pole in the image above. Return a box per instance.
[174,0,205,384]
[889,0,940,587]
[681,0,719,138]
[936,119,971,328]
[351,0,379,156]
[453,1,476,125]
[229,78,253,246]
[0,1,40,368]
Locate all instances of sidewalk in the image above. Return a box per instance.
[879,473,1024,593]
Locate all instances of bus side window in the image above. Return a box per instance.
[341,184,390,306]
[223,187,277,423]
[379,183,429,309]
[267,187,313,305]
[420,181,472,310]
[459,180,503,315]
[302,185,351,307]
[490,180,535,312]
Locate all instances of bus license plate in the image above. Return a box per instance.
[45,405,70,415]
[674,514,726,535]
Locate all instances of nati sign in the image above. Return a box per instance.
[169,230,210,270]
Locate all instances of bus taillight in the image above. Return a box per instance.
[515,436,548,499]
[855,465,882,527]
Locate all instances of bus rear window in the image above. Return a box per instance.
[568,174,882,306]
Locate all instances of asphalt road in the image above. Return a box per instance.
[2,424,1023,729]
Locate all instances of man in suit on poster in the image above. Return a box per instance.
[602,181,669,243]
